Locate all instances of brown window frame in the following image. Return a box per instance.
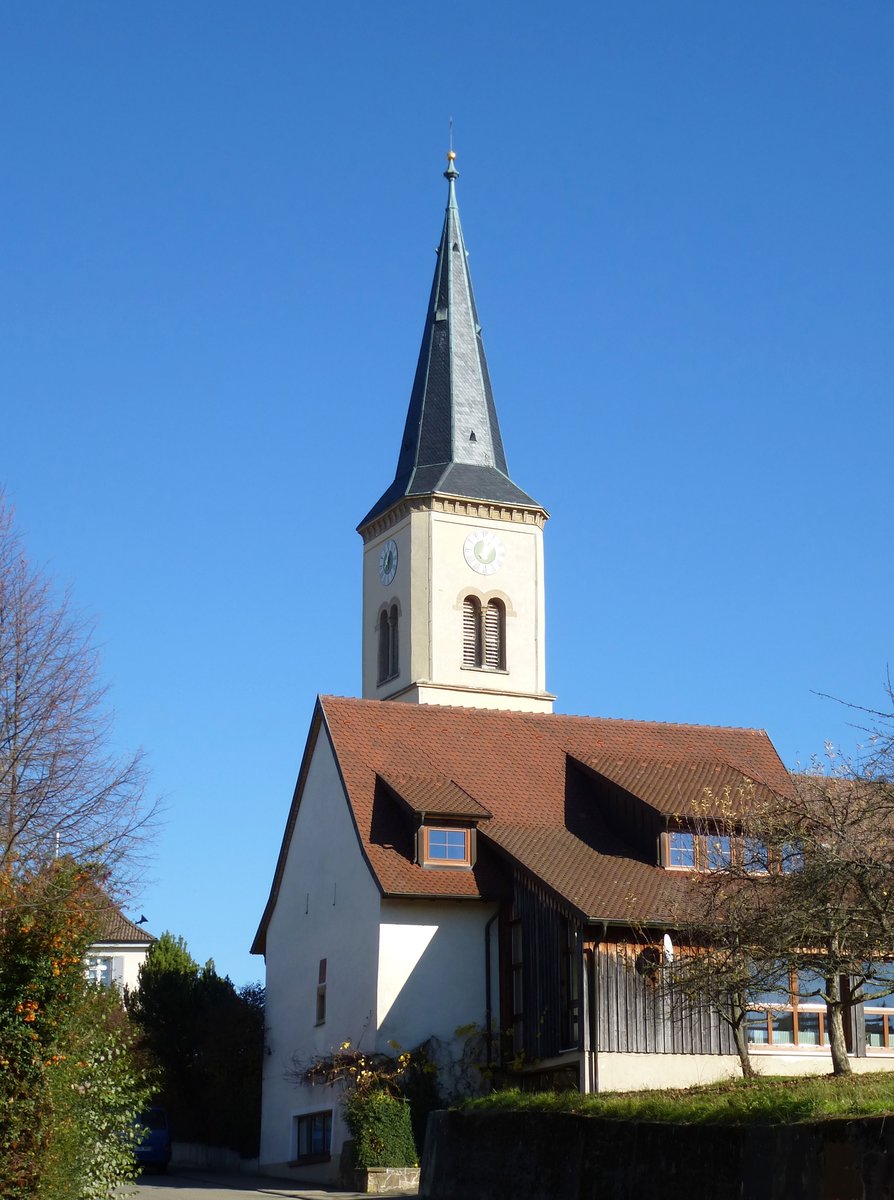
[745,970,829,1050]
[420,825,473,868]
[662,828,775,874]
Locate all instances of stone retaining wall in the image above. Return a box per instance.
[420,1110,894,1200]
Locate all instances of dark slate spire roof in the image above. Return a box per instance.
[359,154,543,529]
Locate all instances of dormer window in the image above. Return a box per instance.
[420,825,473,868]
[664,828,774,873]
[667,830,696,869]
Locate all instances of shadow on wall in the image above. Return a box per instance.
[377,907,491,1063]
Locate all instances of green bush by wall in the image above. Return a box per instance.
[343,1089,418,1168]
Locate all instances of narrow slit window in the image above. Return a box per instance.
[315,958,327,1025]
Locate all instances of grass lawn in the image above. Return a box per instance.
[462,1072,894,1125]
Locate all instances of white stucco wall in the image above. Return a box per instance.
[376,898,498,1072]
[362,506,552,712]
[259,727,382,1182]
[86,941,149,992]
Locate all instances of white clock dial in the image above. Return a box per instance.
[463,529,505,576]
[378,539,398,586]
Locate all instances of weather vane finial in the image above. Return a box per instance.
[445,117,458,180]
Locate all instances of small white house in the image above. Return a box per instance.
[86,901,154,993]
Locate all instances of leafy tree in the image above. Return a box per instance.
[127,932,264,1156]
[0,861,151,1199]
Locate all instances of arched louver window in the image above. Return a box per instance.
[388,604,399,679]
[463,596,505,670]
[463,596,482,666]
[377,610,390,684]
[377,606,399,685]
[484,600,505,670]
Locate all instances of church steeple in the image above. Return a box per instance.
[359,153,543,529]
[358,153,553,714]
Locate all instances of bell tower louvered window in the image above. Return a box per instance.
[377,605,399,685]
[388,604,399,678]
[463,596,482,666]
[484,600,505,669]
[463,596,505,670]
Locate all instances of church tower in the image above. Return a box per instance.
[358,154,554,713]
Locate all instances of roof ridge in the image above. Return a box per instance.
[319,693,771,736]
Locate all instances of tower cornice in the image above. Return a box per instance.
[359,493,548,544]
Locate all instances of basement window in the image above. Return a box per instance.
[292,1110,332,1165]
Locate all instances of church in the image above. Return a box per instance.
[251,155,876,1183]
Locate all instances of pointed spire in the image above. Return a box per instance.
[359,152,543,529]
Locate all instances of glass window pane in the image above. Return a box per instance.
[796,970,826,1001]
[797,1012,821,1046]
[669,831,696,868]
[746,1011,769,1044]
[427,829,468,860]
[865,1013,886,1048]
[780,841,804,873]
[743,838,769,873]
[706,835,731,870]
[865,964,894,1007]
[771,1010,795,1045]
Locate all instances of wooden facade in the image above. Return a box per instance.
[505,876,735,1074]
[592,937,735,1056]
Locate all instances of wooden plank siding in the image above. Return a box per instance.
[513,877,582,1062]
[591,938,735,1055]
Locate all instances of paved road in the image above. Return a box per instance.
[127,1170,418,1200]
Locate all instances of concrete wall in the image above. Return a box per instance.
[596,1052,742,1092]
[421,1110,894,1200]
[259,728,382,1184]
[596,1049,894,1093]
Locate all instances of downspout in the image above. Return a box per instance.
[484,910,499,1067]
[584,920,608,1095]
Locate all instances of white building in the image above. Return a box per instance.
[86,901,154,993]
[252,155,891,1185]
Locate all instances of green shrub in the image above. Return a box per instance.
[343,1088,418,1168]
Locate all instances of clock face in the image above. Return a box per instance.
[378,539,398,586]
[463,529,505,576]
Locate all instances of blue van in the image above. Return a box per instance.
[135,1106,171,1172]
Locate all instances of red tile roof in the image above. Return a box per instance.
[252,696,791,952]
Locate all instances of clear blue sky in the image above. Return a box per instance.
[2,2,892,985]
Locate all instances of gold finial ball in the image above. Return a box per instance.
[447,150,456,161]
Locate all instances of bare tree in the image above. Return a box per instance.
[0,495,155,890]
[637,784,790,1078]
[764,768,894,1075]
[659,765,894,1077]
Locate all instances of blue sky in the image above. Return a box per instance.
[2,1,892,985]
